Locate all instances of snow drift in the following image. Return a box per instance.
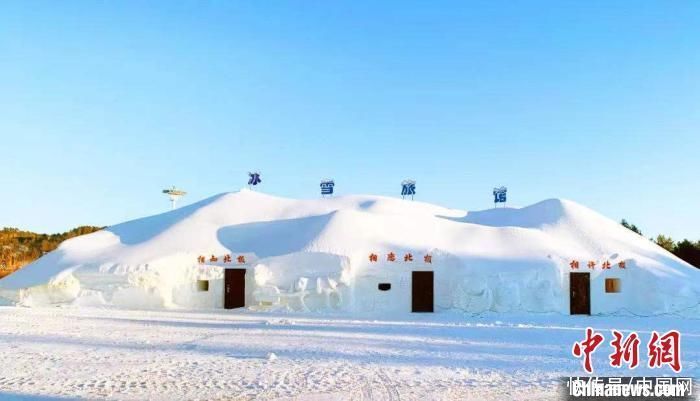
[1,189,698,316]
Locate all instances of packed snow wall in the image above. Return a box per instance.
[7,251,354,312]
[3,250,700,318]
[347,246,700,317]
[349,250,563,315]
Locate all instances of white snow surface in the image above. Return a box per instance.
[1,189,699,316]
[0,307,698,400]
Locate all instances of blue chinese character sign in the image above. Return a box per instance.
[320,179,335,196]
[493,186,507,207]
[401,180,416,200]
[248,171,262,187]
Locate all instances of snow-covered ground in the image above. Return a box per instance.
[0,307,697,400]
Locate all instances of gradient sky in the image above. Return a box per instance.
[1,1,698,240]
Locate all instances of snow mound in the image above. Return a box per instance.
[459,198,572,228]
[1,189,698,316]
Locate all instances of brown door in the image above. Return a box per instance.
[570,272,590,315]
[224,268,246,309]
[412,271,434,312]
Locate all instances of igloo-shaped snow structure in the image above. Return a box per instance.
[1,189,699,317]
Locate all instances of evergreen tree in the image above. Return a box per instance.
[655,235,675,252]
[673,239,700,268]
[621,219,642,235]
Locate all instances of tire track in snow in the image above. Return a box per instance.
[377,370,400,401]
[359,379,374,401]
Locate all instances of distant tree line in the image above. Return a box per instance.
[621,219,700,269]
[0,226,103,278]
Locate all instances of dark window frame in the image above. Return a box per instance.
[605,278,621,293]
[197,279,210,292]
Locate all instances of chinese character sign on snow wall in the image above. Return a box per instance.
[368,251,432,264]
[320,180,334,196]
[248,171,262,186]
[401,180,416,199]
[493,186,507,204]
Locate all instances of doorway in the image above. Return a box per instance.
[224,268,246,309]
[412,271,434,312]
[569,272,590,315]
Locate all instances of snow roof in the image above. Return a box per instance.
[1,189,698,294]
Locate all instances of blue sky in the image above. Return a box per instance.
[1,1,698,240]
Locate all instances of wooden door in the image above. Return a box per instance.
[224,268,246,309]
[412,271,434,312]
[569,272,590,315]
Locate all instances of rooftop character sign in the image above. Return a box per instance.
[401,180,416,200]
[493,186,507,207]
[320,179,334,196]
[248,171,262,187]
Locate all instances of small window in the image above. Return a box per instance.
[197,280,209,292]
[605,278,621,293]
[378,283,391,291]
